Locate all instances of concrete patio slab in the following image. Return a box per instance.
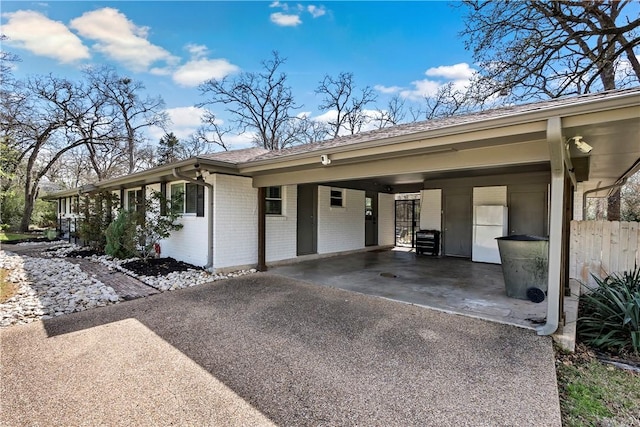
[1,274,561,426]
[270,249,548,329]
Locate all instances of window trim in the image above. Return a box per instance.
[170,182,205,217]
[127,189,143,213]
[265,186,283,215]
[330,188,344,208]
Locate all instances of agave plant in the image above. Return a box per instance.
[577,266,640,354]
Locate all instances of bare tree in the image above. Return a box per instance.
[316,72,377,138]
[374,95,407,129]
[621,171,640,221]
[460,1,640,101]
[292,115,330,144]
[87,66,168,173]
[0,35,20,85]
[197,51,300,150]
[190,110,233,152]
[7,76,95,231]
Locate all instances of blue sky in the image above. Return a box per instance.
[2,1,476,148]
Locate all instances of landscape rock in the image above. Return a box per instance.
[1,243,257,328]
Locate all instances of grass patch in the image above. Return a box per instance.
[0,268,19,303]
[0,232,35,242]
[556,344,640,426]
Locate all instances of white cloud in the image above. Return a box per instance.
[268,3,327,26]
[185,43,209,59]
[269,1,287,10]
[172,58,239,87]
[70,7,177,71]
[2,10,90,63]
[167,106,209,129]
[391,62,478,101]
[425,63,475,80]
[149,67,173,76]
[312,110,337,124]
[270,12,302,27]
[374,84,402,94]
[224,132,256,149]
[307,5,326,18]
[148,106,213,141]
[400,79,441,101]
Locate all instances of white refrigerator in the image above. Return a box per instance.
[472,205,508,264]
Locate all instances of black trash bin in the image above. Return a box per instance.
[495,235,549,301]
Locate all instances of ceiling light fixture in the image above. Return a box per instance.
[571,136,593,154]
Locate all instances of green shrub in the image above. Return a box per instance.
[578,266,640,354]
[105,210,137,259]
[79,192,119,251]
[104,191,183,260]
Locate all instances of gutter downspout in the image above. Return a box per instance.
[538,117,564,336]
[172,168,214,271]
[582,179,628,221]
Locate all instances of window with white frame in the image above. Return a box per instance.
[330,189,344,207]
[265,186,282,215]
[127,189,143,213]
[170,182,204,216]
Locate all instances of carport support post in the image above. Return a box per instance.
[538,117,564,336]
[257,186,267,272]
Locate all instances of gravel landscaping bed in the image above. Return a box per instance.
[1,243,256,328]
[0,251,120,327]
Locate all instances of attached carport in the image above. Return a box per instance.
[242,88,640,336]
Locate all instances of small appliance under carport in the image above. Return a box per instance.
[415,229,440,256]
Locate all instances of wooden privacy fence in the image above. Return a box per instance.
[570,220,639,285]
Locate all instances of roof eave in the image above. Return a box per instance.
[44,157,242,198]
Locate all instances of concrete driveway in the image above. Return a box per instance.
[1,274,561,426]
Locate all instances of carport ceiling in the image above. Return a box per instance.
[564,115,640,189]
[323,162,551,193]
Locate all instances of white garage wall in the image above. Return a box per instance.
[212,174,258,270]
[378,193,395,246]
[420,189,442,230]
[266,185,297,262]
[317,186,365,254]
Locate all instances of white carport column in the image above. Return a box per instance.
[538,117,565,336]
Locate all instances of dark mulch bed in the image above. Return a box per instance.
[7,237,60,244]
[121,257,202,277]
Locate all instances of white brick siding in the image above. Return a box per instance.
[420,189,442,230]
[317,186,365,254]
[266,185,297,262]
[155,181,209,267]
[212,174,258,270]
[378,193,395,246]
[473,186,507,206]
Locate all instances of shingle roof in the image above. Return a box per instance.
[198,147,270,164]
[247,87,640,162]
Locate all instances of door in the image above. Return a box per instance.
[395,199,419,247]
[509,189,548,236]
[365,192,378,246]
[443,192,472,257]
[297,184,318,255]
